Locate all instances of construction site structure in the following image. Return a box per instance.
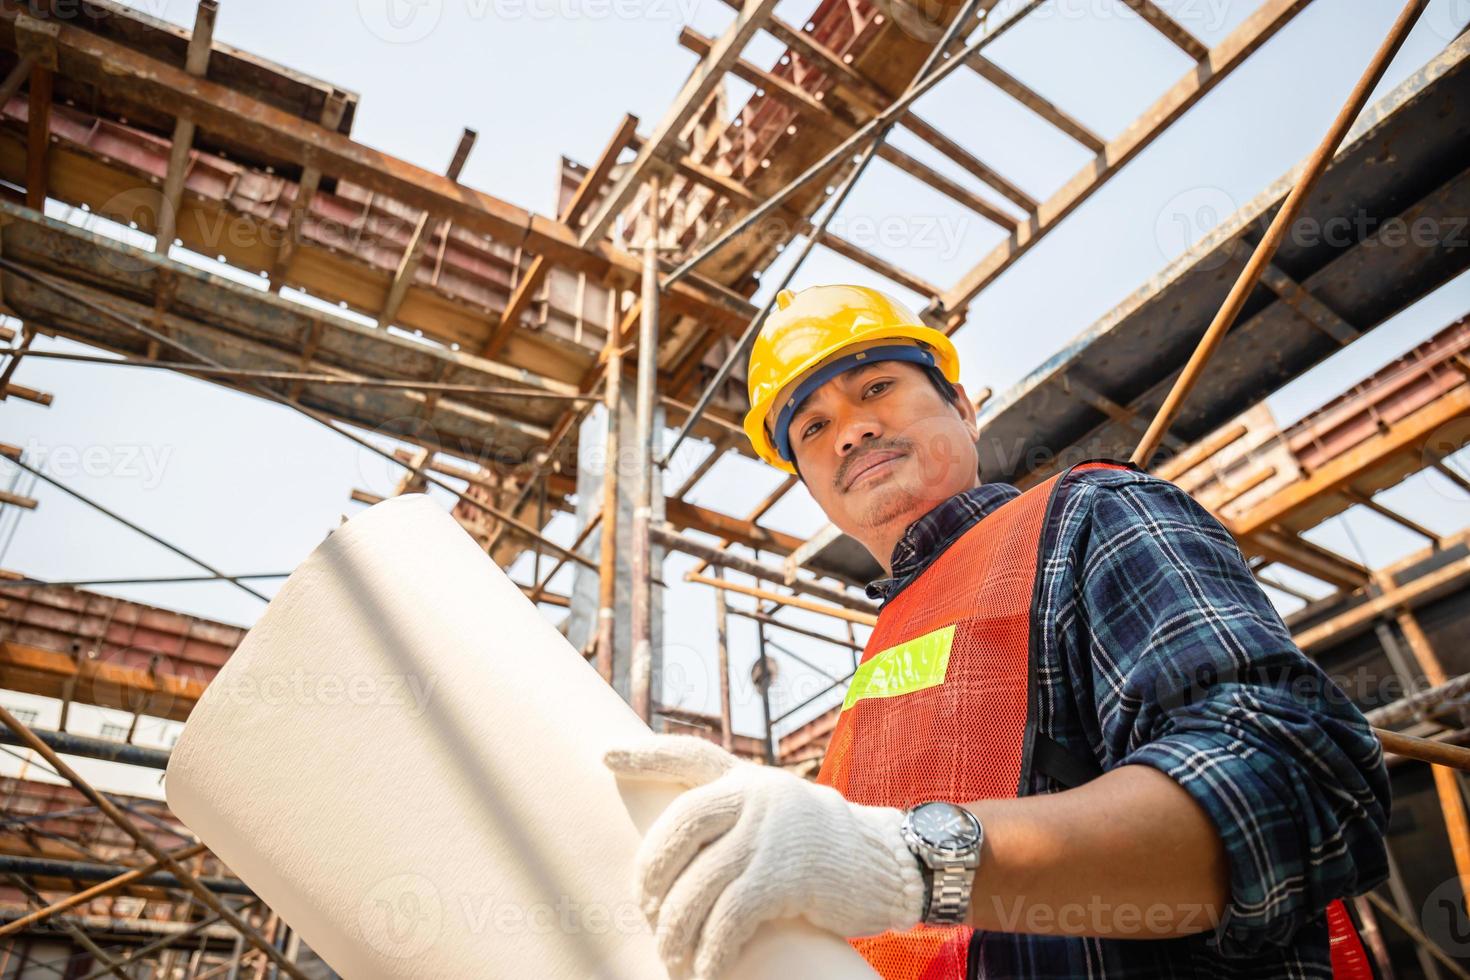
[0,0,1466,976]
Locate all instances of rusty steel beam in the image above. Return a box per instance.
[968,55,1105,152]
[936,0,1320,318]
[1431,453,1470,495]
[0,8,754,330]
[1288,315,1470,471]
[0,53,32,107]
[663,0,1044,294]
[0,638,209,723]
[0,842,209,939]
[1119,0,1209,60]
[709,0,1048,208]
[1131,0,1428,467]
[652,524,875,613]
[690,474,798,576]
[576,0,781,245]
[0,488,36,509]
[562,114,642,232]
[671,433,736,500]
[153,0,217,254]
[23,62,49,210]
[487,114,639,357]
[1369,673,1470,729]
[661,0,1021,466]
[594,317,624,684]
[1344,487,1441,543]
[711,0,882,110]
[377,127,477,328]
[685,572,878,627]
[1231,384,1470,539]
[1378,586,1470,899]
[0,704,309,980]
[3,254,602,570]
[267,90,349,289]
[645,138,941,296]
[1294,551,1470,652]
[713,572,735,752]
[727,607,864,652]
[1375,731,1470,769]
[629,179,661,725]
[665,495,803,556]
[677,28,1023,230]
[1249,528,1369,591]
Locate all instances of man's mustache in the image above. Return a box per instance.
[835,437,916,491]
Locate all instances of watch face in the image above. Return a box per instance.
[912,801,980,850]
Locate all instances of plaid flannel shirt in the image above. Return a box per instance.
[865,467,1391,979]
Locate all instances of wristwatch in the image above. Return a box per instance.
[900,800,983,926]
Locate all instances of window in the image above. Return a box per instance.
[99,723,130,742]
[4,707,38,726]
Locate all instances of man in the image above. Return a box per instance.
[603,285,1390,980]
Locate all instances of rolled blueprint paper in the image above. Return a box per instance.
[166,494,874,979]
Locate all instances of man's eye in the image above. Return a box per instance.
[865,380,892,397]
[802,419,826,440]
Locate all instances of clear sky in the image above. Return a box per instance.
[2,0,1469,797]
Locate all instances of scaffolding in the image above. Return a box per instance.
[0,0,1465,975]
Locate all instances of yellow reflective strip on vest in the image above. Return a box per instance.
[842,625,957,711]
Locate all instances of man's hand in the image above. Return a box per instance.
[603,734,925,979]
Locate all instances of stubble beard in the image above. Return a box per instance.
[852,481,922,533]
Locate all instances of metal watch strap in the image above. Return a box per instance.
[925,856,975,926]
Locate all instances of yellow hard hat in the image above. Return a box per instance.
[742,284,961,473]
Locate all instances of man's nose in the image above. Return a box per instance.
[835,415,883,456]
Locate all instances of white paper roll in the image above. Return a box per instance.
[165,494,873,979]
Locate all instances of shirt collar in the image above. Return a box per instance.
[865,483,1022,603]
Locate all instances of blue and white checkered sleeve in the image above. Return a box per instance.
[1068,474,1391,956]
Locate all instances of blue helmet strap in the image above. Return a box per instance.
[771,344,938,463]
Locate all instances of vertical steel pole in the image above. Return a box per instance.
[754,618,777,764]
[223,930,245,980]
[532,476,547,584]
[594,321,624,686]
[629,175,661,723]
[714,567,734,752]
[1382,841,1445,980]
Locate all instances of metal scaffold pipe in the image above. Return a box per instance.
[0,257,595,575]
[595,328,625,685]
[1131,0,1430,468]
[4,456,271,603]
[0,704,303,979]
[630,174,662,723]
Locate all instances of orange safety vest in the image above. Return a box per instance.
[815,462,1375,980]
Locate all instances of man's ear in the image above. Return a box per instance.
[950,382,981,441]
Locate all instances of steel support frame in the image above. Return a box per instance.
[934,0,1321,320]
[0,705,305,979]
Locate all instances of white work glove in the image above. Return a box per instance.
[603,733,925,980]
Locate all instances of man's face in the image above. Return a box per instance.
[785,361,980,566]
